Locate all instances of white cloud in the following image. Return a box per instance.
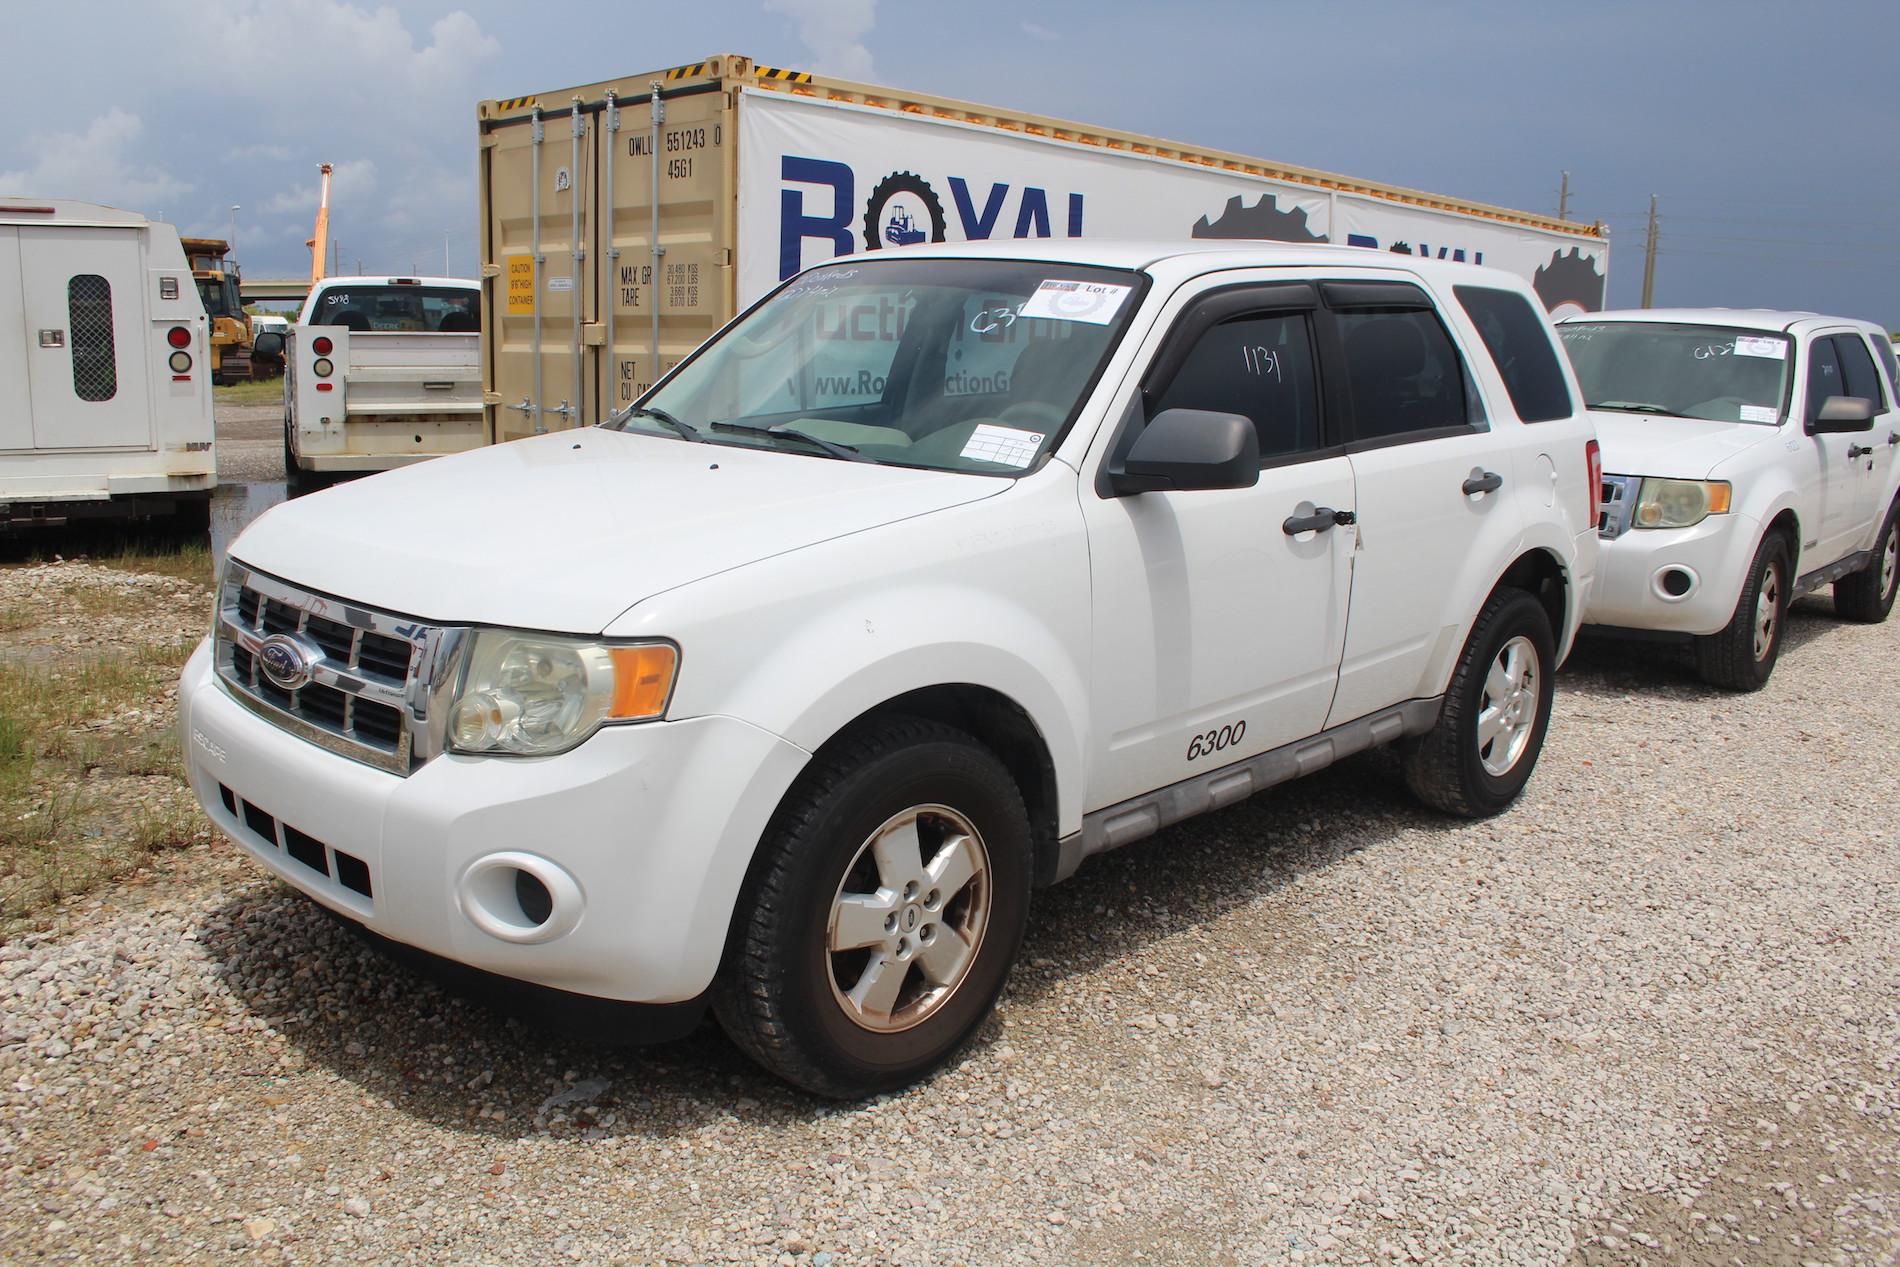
[765,0,879,80]
[0,108,192,209]
[262,159,378,216]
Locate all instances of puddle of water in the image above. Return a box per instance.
[210,481,288,570]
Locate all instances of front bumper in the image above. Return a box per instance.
[1583,510,1760,635]
[179,639,810,1005]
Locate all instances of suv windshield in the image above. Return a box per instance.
[1559,322,1793,424]
[305,285,480,333]
[614,257,1143,474]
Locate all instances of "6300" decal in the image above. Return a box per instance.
[1186,720,1245,761]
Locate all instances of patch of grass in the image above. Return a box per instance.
[0,604,30,634]
[3,534,215,587]
[0,635,206,935]
[214,377,285,405]
[88,539,215,587]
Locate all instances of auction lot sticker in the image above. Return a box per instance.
[1020,279,1132,325]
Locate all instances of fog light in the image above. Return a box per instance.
[457,852,583,944]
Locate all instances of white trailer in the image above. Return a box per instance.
[0,200,216,528]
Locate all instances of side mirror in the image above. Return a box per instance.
[252,331,284,358]
[1810,394,1875,433]
[1110,408,1260,494]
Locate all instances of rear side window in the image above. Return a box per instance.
[1150,312,1321,460]
[1834,334,1886,410]
[67,274,118,403]
[1806,338,1843,422]
[1334,308,1470,441]
[1454,285,1573,422]
[1873,337,1898,396]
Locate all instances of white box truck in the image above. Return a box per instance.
[476,53,1612,442]
[1,200,217,528]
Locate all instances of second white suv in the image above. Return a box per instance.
[1560,310,1900,689]
[182,242,1599,1096]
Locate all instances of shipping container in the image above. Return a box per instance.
[477,53,1610,440]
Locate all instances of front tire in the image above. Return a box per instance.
[713,717,1032,1098]
[1402,587,1556,818]
[1834,504,1899,624]
[1695,531,1791,690]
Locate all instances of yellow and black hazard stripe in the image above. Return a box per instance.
[496,96,538,111]
[665,62,710,80]
[755,65,812,84]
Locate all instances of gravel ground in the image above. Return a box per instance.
[215,401,286,486]
[2,588,1897,1266]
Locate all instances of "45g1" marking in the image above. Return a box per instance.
[1187,720,1245,761]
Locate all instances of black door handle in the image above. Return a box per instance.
[1849,444,1874,459]
[1887,431,1898,446]
[1462,470,1504,496]
[1283,507,1347,535]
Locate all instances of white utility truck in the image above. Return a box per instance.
[475,53,1611,443]
[1,200,216,528]
[268,276,481,491]
[1561,310,1900,689]
[183,240,1600,1096]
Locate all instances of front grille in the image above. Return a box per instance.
[1598,474,1641,539]
[214,560,465,775]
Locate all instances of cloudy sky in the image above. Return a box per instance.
[6,0,1895,325]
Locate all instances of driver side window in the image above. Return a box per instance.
[1805,338,1843,424]
[1149,312,1321,462]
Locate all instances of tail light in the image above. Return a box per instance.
[1585,438,1603,528]
[311,336,333,356]
[312,357,335,378]
[168,351,192,374]
[167,326,191,349]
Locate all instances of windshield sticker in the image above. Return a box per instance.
[1733,336,1787,360]
[1019,280,1133,326]
[960,424,1043,468]
[1739,404,1779,423]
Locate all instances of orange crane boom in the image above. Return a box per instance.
[305,163,333,286]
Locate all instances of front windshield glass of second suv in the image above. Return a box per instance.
[614,258,1142,474]
[1559,322,1793,424]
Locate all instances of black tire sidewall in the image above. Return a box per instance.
[1744,535,1791,679]
[769,738,1030,1089]
[1455,592,1557,813]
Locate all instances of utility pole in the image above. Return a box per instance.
[1640,194,1659,309]
[229,204,241,251]
[444,231,451,276]
[1557,171,1570,221]
[332,239,340,277]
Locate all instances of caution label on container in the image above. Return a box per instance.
[506,255,536,315]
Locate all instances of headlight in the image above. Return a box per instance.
[1633,478,1731,529]
[448,631,678,756]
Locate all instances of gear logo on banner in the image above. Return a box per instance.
[1190,194,1326,244]
[863,173,948,251]
[1533,247,1608,317]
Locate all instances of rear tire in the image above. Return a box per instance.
[1402,587,1556,818]
[1834,504,1899,624]
[713,717,1032,1099]
[1695,531,1791,691]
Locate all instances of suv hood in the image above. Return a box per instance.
[232,430,1007,632]
[1587,410,1780,480]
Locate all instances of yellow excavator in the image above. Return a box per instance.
[181,236,253,383]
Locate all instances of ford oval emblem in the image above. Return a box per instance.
[257,634,317,691]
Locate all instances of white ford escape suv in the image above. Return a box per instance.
[181,241,1599,1096]
[1560,310,1900,689]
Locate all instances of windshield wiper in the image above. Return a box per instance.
[611,404,706,442]
[710,421,870,462]
[1593,401,1692,419]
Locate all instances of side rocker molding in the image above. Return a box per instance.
[1052,696,1443,883]
[1792,547,1874,600]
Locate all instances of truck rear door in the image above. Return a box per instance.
[19,225,152,450]
[0,227,31,450]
